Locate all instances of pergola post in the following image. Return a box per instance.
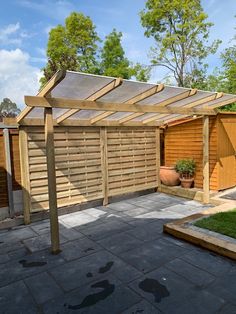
[203,115,210,204]
[44,107,60,254]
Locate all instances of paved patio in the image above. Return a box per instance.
[0,192,235,314]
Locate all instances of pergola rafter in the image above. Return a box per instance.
[17,70,66,123]
[56,77,123,123]
[90,83,165,124]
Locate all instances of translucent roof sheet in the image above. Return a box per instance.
[21,70,236,125]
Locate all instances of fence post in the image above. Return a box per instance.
[100,127,109,205]
[3,128,14,217]
[19,127,31,224]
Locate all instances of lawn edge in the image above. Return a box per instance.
[163,200,236,260]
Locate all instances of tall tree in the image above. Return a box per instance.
[100,29,151,81]
[100,29,133,79]
[140,0,221,87]
[221,46,236,94]
[41,12,100,85]
[0,98,20,118]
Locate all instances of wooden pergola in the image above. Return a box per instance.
[17,70,236,253]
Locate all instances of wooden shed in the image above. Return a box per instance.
[163,113,236,191]
[17,70,236,252]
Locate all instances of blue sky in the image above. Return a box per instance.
[0,0,235,108]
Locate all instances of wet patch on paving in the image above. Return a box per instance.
[139,278,170,303]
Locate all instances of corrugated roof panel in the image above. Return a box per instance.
[51,71,114,100]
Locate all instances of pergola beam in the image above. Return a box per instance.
[17,70,66,123]
[25,95,218,115]
[56,77,123,123]
[20,118,163,127]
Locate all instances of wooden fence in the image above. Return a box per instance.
[22,126,158,213]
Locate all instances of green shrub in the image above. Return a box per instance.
[175,159,196,178]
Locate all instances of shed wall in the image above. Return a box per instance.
[217,114,236,190]
[25,126,158,212]
[164,117,218,190]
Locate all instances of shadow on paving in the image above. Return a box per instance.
[0,192,235,314]
[220,191,236,201]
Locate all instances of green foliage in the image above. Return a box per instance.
[194,209,236,239]
[100,29,133,79]
[221,46,236,94]
[0,98,20,118]
[140,0,221,87]
[132,63,151,82]
[175,159,196,178]
[41,12,100,85]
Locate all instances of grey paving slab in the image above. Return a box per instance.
[1,226,37,244]
[121,299,160,314]
[107,201,138,212]
[143,193,186,204]
[165,257,216,287]
[120,237,188,273]
[207,266,236,305]
[59,211,100,228]
[131,199,169,211]
[0,240,24,255]
[30,220,50,235]
[61,237,103,261]
[43,282,141,314]
[219,303,236,314]
[0,192,233,313]
[0,249,65,288]
[129,266,225,314]
[180,249,234,276]
[127,220,164,242]
[124,206,157,217]
[49,250,142,292]
[23,233,67,253]
[82,207,108,218]
[24,272,63,304]
[162,203,203,214]
[0,280,38,314]
[135,210,185,220]
[79,218,133,240]
[97,232,144,254]
[8,247,29,260]
[0,253,10,264]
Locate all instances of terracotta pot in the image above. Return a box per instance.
[180,178,194,188]
[159,166,180,186]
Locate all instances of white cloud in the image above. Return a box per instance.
[0,22,32,46]
[0,23,21,45]
[0,49,41,108]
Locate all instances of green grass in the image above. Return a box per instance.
[194,209,236,239]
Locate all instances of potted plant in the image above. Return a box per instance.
[159,166,180,186]
[175,159,196,188]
